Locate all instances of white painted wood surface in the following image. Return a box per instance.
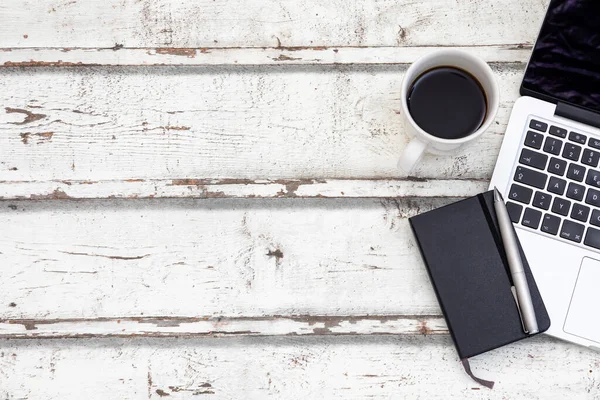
[0,197,453,320]
[0,315,449,338]
[1,336,599,399]
[4,0,599,398]
[0,64,522,183]
[0,0,548,48]
[0,179,488,200]
[0,46,531,66]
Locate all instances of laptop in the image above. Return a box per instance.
[490,0,600,349]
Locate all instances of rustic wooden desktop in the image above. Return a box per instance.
[1,0,598,398]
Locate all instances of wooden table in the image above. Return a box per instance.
[1,0,598,398]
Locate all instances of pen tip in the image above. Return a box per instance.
[494,187,503,202]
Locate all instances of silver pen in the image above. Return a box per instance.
[493,187,539,334]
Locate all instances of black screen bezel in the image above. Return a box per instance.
[519,0,600,115]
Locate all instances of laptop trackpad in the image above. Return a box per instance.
[564,257,600,344]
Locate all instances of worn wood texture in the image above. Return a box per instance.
[0,178,488,200]
[1,336,599,399]
[0,0,548,48]
[0,65,522,187]
[0,316,448,338]
[0,197,451,323]
[0,46,532,67]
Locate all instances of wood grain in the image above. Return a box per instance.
[0,315,448,338]
[0,197,452,323]
[0,0,549,48]
[1,336,598,399]
[0,46,531,67]
[0,64,522,186]
[0,178,488,200]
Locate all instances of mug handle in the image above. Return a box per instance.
[397,138,428,174]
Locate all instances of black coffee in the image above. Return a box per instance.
[407,66,487,140]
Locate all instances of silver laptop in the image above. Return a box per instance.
[490,0,600,349]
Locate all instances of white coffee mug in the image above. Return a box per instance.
[397,49,499,173]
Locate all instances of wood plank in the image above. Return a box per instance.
[0,178,488,200]
[0,64,522,184]
[0,45,531,67]
[0,197,452,323]
[0,316,447,338]
[0,336,597,398]
[0,0,550,48]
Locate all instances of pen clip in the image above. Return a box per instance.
[511,286,530,334]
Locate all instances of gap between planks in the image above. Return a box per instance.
[0,178,488,200]
[0,45,531,66]
[0,315,447,338]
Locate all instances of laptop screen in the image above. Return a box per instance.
[521,0,600,114]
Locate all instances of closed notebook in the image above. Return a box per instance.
[409,190,550,360]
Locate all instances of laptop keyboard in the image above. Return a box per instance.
[507,117,600,250]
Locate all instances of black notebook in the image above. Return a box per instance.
[409,190,550,360]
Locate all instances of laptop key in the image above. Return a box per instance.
[584,227,600,250]
[524,131,543,150]
[560,220,585,243]
[571,203,590,222]
[582,149,600,168]
[551,197,571,216]
[562,143,582,161]
[543,137,562,156]
[589,138,600,150]
[569,131,587,144]
[549,125,567,138]
[519,148,548,170]
[541,214,561,235]
[508,184,532,204]
[586,188,600,207]
[529,119,548,132]
[586,169,600,188]
[522,208,542,229]
[566,163,586,182]
[506,202,523,223]
[566,182,585,201]
[533,191,552,210]
[591,210,600,227]
[514,166,547,189]
[547,176,566,195]
[547,157,567,176]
